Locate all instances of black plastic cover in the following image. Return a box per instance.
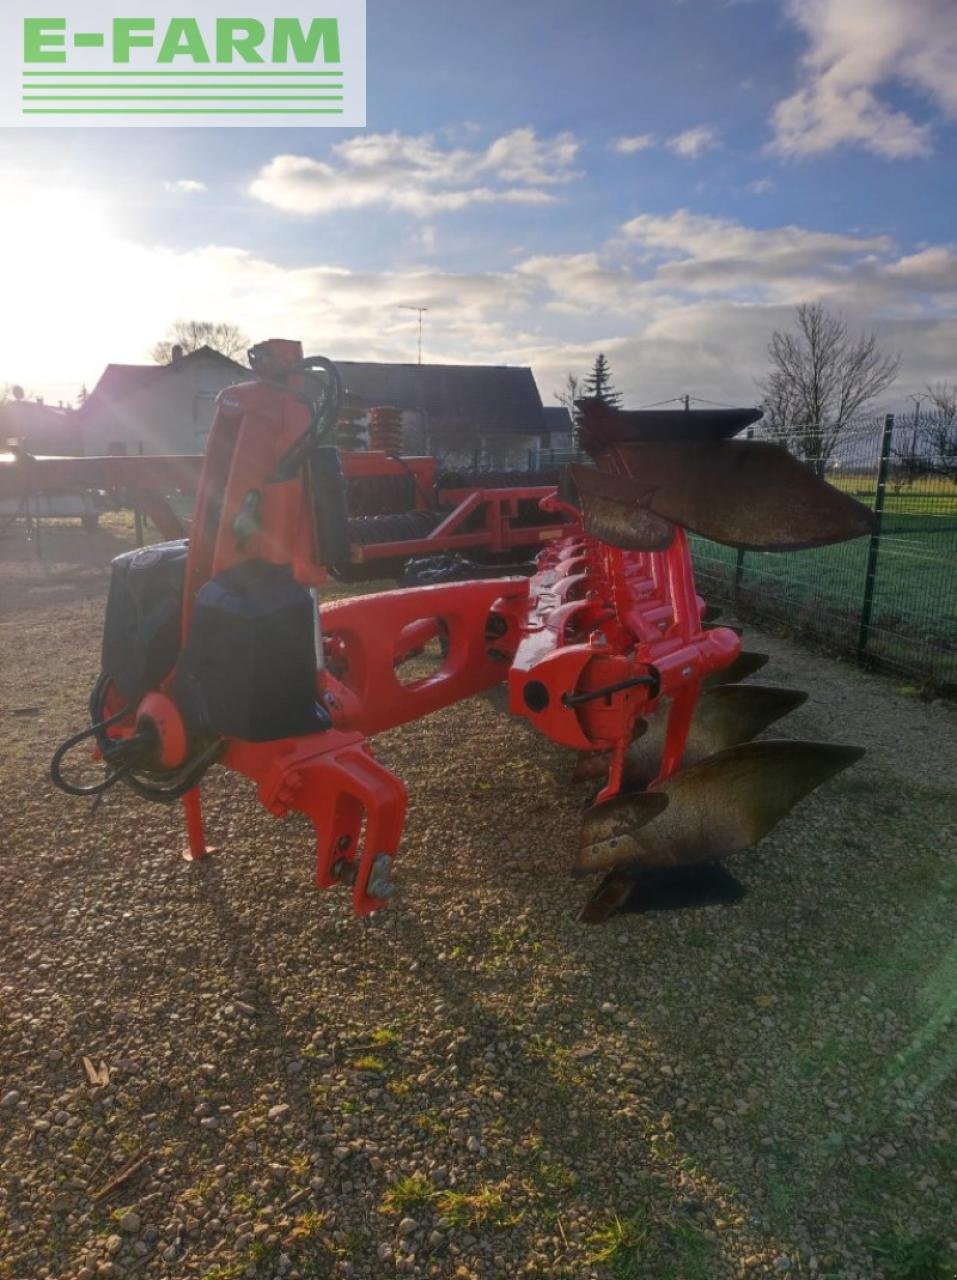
[308,445,351,567]
[172,560,320,742]
[101,540,188,704]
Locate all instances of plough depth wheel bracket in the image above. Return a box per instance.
[51,340,874,925]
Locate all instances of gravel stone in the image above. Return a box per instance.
[1,525,955,1280]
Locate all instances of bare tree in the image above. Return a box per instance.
[152,320,250,365]
[553,371,584,447]
[894,383,957,482]
[925,381,957,423]
[759,303,899,476]
[554,371,580,414]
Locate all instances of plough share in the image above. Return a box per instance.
[51,339,874,923]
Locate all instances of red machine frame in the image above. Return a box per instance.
[0,449,566,567]
[47,338,867,922]
[71,341,739,917]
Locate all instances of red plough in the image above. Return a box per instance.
[50,339,874,923]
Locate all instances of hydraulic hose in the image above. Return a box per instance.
[50,701,136,797]
[50,675,223,806]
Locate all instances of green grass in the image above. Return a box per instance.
[380,1175,521,1230]
[380,1175,438,1215]
[534,1158,578,1192]
[369,1026,401,1047]
[872,1228,957,1279]
[585,1209,718,1280]
[352,1053,386,1073]
[690,507,957,687]
[436,1181,521,1230]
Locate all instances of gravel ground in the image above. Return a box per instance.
[1,519,956,1280]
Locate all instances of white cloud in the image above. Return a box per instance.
[164,179,207,194]
[515,252,648,314]
[771,0,957,157]
[666,126,719,158]
[509,209,957,401]
[481,127,580,185]
[249,128,579,217]
[747,178,775,195]
[7,182,957,415]
[620,210,892,292]
[611,134,656,154]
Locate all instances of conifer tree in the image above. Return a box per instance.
[582,353,622,407]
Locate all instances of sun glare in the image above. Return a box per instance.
[1,187,126,395]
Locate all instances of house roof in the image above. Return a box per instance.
[334,361,546,434]
[76,350,546,435]
[0,398,77,453]
[541,405,575,435]
[0,399,69,429]
[80,346,248,418]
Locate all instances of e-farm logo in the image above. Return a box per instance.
[2,1,365,127]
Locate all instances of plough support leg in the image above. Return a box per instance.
[181,788,214,861]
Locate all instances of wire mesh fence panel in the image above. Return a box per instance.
[534,447,588,469]
[868,411,957,687]
[690,413,957,692]
[522,414,956,689]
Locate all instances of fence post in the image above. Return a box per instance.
[856,413,894,663]
[133,441,145,547]
[733,426,753,602]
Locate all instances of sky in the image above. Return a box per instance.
[2,0,956,411]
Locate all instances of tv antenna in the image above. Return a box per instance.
[400,305,429,365]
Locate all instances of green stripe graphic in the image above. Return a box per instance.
[19,65,351,117]
[21,85,342,92]
[22,69,343,76]
[24,95,343,101]
[22,107,345,114]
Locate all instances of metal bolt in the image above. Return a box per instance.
[367,853,396,900]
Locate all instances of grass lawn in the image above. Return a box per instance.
[690,490,957,690]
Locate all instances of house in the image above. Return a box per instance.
[76,349,553,467]
[334,361,549,468]
[78,345,248,456]
[539,405,577,454]
[0,396,79,456]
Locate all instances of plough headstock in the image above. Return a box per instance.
[51,340,874,925]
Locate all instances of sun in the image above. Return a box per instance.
[0,185,121,389]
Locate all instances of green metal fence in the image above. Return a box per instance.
[688,413,957,693]
[532,416,957,692]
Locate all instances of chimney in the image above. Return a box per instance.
[170,344,184,363]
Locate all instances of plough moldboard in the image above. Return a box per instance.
[49,338,873,923]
